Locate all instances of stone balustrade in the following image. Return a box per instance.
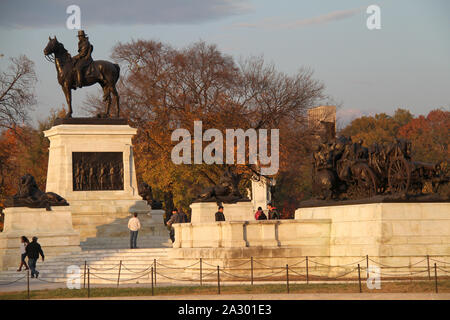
[172,219,331,249]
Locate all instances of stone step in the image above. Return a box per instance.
[42,252,170,259]
[0,247,176,284]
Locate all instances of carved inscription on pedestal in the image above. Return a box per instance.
[72,152,124,191]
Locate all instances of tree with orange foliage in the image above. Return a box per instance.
[339,108,414,147]
[84,40,325,212]
[0,109,65,219]
[398,109,449,163]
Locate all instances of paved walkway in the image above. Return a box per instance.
[2,281,449,300]
[59,293,450,300]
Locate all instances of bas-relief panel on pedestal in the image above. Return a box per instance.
[72,152,124,191]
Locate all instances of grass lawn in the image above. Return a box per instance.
[0,280,449,299]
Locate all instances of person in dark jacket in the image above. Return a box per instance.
[215,206,226,222]
[167,208,185,243]
[267,203,280,220]
[25,236,44,278]
[255,207,267,220]
[179,209,189,223]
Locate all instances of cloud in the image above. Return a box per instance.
[0,0,252,28]
[233,7,364,29]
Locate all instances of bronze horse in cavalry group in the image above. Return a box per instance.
[43,30,120,118]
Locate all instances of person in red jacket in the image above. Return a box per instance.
[254,207,267,220]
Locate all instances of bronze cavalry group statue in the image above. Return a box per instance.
[312,136,449,200]
[43,30,120,118]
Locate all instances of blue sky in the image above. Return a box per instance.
[0,0,449,126]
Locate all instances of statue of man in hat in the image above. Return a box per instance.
[72,30,93,88]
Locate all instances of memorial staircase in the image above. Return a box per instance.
[0,248,198,285]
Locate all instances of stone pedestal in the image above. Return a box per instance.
[44,123,141,202]
[43,123,153,244]
[190,201,254,223]
[0,206,81,270]
[295,202,450,268]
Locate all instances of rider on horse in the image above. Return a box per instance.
[73,30,93,88]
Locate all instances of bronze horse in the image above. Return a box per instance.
[44,36,120,118]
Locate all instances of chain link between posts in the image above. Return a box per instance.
[1,255,449,289]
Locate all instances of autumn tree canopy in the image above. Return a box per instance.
[398,109,449,162]
[85,40,326,211]
[340,108,449,163]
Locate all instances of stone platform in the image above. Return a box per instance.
[295,202,450,267]
[169,202,450,277]
[0,206,81,270]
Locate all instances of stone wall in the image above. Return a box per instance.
[170,202,449,278]
[295,202,450,267]
[173,219,331,252]
[190,202,254,223]
[0,206,81,270]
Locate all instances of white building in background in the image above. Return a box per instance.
[308,105,336,143]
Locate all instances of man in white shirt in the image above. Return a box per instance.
[128,213,141,249]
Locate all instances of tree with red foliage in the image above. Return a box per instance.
[398,109,449,163]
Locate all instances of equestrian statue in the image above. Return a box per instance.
[44,30,120,118]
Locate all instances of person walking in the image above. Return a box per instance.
[215,205,226,222]
[17,236,30,272]
[25,236,44,278]
[255,207,267,220]
[267,203,280,220]
[128,213,141,249]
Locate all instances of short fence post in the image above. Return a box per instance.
[434,263,438,294]
[87,267,90,298]
[366,255,369,279]
[117,260,122,288]
[286,264,289,294]
[427,255,431,280]
[154,258,157,286]
[200,258,203,286]
[27,269,30,300]
[217,266,221,295]
[83,260,87,289]
[357,264,362,293]
[151,266,154,296]
[306,256,309,284]
[251,257,254,286]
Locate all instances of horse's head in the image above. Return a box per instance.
[43,36,60,56]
